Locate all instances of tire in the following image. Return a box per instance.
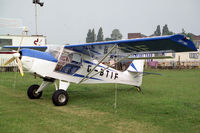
[52,90,69,106]
[27,84,43,99]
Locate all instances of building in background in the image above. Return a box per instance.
[127,33,200,68]
[190,34,200,48]
[128,33,147,39]
[0,34,46,71]
[153,51,199,68]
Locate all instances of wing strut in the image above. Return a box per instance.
[78,44,117,84]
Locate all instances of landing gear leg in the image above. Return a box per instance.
[52,80,70,106]
[27,78,54,99]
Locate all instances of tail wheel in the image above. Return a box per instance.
[27,84,43,99]
[136,87,143,93]
[52,90,69,106]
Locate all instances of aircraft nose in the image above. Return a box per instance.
[12,51,22,60]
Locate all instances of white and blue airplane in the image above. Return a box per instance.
[3,34,197,106]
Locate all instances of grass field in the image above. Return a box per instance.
[0,69,200,133]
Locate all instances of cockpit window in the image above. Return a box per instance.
[71,53,82,65]
[54,49,82,75]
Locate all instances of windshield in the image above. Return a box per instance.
[46,45,63,59]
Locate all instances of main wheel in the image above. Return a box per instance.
[52,90,69,106]
[27,84,43,99]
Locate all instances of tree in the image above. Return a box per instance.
[86,29,92,43]
[153,25,161,36]
[111,29,122,40]
[91,29,96,42]
[181,28,186,35]
[186,33,193,41]
[105,38,113,41]
[162,24,169,35]
[96,27,104,42]
[86,28,96,43]
[162,24,173,35]
[181,28,193,42]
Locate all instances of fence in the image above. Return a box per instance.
[0,66,18,72]
[147,61,200,69]
[0,57,17,72]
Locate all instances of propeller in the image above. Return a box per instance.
[3,27,27,77]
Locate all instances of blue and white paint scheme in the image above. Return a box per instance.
[3,34,197,106]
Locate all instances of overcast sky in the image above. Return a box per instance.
[0,0,199,44]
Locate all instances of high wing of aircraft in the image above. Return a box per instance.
[3,34,197,106]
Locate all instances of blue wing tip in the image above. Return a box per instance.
[170,34,197,51]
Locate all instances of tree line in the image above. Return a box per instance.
[86,27,122,43]
[153,24,192,38]
[86,24,193,43]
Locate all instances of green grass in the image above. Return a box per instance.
[0,69,200,133]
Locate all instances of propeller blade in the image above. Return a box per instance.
[16,57,24,77]
[17,27,27,53]
[3,57,15,66]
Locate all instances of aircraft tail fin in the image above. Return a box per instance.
[123,60,145,87]
[127,60,145,73]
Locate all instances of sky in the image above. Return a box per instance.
[0,0,200,44]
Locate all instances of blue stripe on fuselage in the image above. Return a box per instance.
[73,74,102,81]
[21,49,58,62]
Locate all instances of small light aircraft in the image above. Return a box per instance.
[3,33,197,106]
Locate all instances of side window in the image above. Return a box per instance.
[172,53,176,58]
[189,53,199,59]
[71,53,82,65]
[0,39,12,51]
[55,50,82,75]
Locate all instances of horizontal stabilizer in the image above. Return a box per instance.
[128,71,161,76]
